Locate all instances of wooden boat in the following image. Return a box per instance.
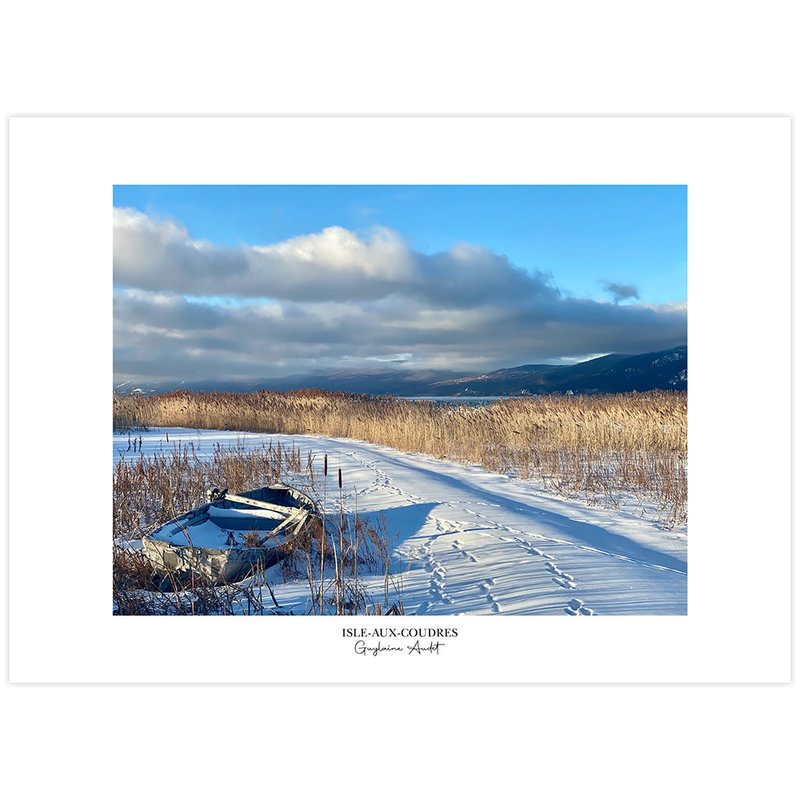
[141,485,317,586]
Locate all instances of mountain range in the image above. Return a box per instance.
[115,346,687,397]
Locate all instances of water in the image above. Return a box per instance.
[399,395,511,406]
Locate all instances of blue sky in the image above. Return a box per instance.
[113,185,687,385]
[113,185,686,305]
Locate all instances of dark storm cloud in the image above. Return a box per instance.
[113,210,687,384]
[113,290,225,330]
[600,280,640,303]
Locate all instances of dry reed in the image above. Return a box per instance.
[114,388,687,527]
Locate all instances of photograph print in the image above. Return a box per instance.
[112,184,687,617]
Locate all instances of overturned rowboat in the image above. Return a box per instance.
[141,485,318,586]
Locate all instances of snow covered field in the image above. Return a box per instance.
[114,427,687,615]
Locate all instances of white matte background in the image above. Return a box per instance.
[2,2,796,799]
[9,117,790,683]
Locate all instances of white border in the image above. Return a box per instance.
[8,117,790,682]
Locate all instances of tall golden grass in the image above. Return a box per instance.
[113,438,300,539]
[114,388,687,527]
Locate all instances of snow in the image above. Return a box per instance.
[207,505,284,522]
[151,504,287,548]
[114,427,687,615]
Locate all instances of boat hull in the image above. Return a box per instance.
[141,484,317,587]
[142,537,282,586]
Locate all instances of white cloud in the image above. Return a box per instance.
[114,209,415,302]
[113,210,688,383]
[113,208,556,306]
[252,225,412,278]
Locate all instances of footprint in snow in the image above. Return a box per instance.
[545,563,574,582]
[564,598,596,616]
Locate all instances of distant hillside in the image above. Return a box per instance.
[113,368,463,397]
[428,346,687,396]
[114,346,687,397]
